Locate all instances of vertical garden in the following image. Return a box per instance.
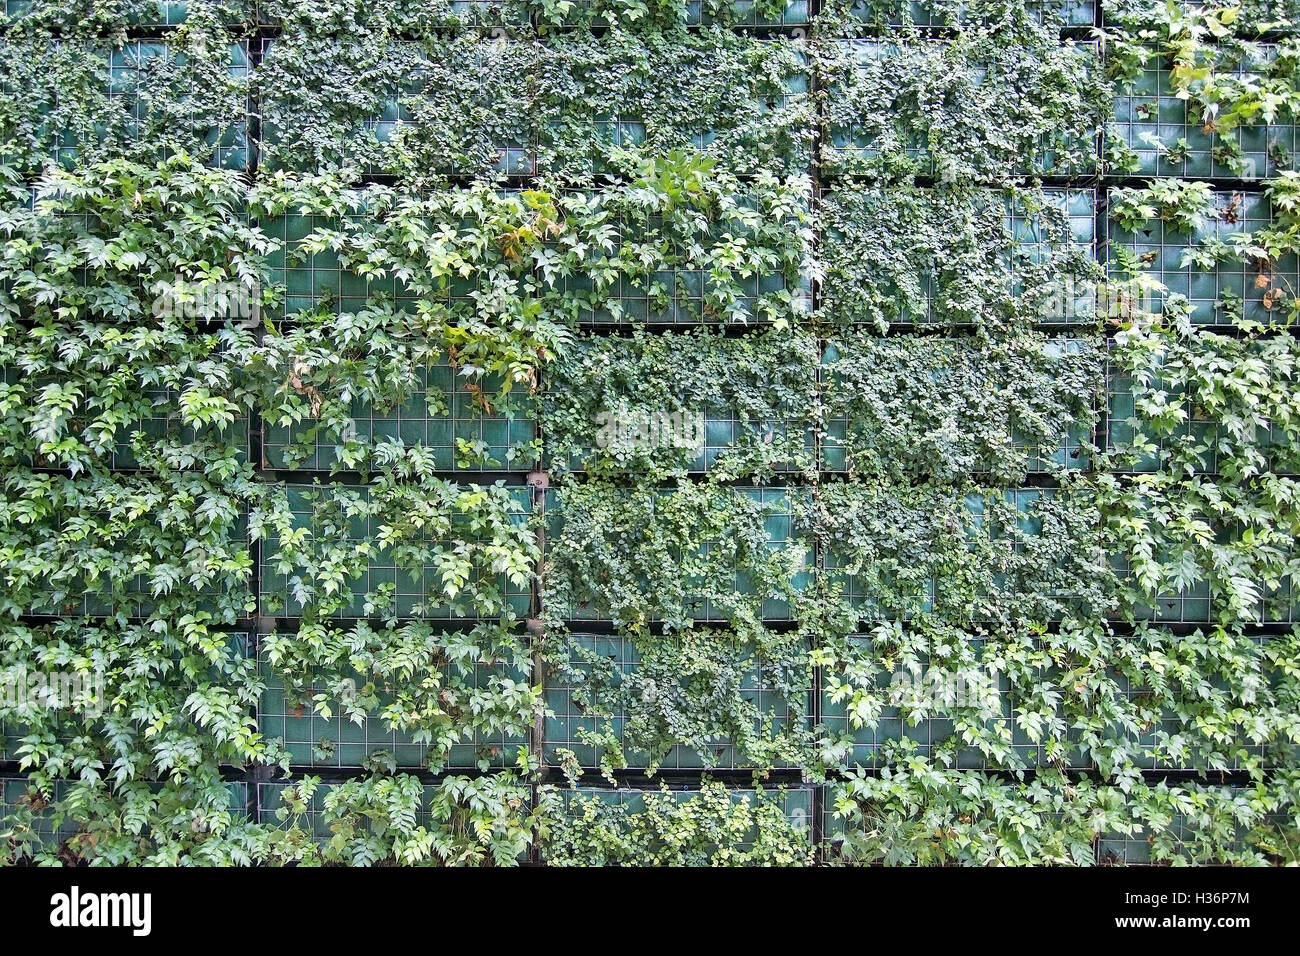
[0,0,1298,866]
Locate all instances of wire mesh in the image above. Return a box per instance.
[261,362,537,474]
[543,485,812,624]
[1111,48,1299,181]
[258,484,534,620]
[258,644,529,771]
[544,630,811,772]
[823,39,1101,179]
[1105,188,1300,327]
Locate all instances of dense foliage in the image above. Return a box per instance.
[1,0,1298,866]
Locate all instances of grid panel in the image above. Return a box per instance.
[2,0,253,26]
[705,488,808,621]
[107,40,250,171]
[821,634,1286,780]
[257,37,536,179]
[822,487,1092,625]
[1101,1,1300,35]
[381,47,533,177]
[1020,418,1093,472]
[545,486,812,624]
[821,335,1099,475]
[820,802,1091,864]
[107,400,250,470]
[0,778,247,847]
[1,633,251,762]
[1112,49,1299,180]
[1011,188,1099,325]
[540,41,809,180]
[1017,339,1098,472]
[1104,354,1297,476]
[824,40,921,176]
[822,543,936,620]
[559,189,809,328]
[819,635,1050,772]
[0,372,251,470]
[1114,545,1210,625]
[706,0,811,26]
[262,363,537,473]
[820,185,1097,327]
[133,1,202,26]
[21,513,250,618]
[1096,806,1284,865]
[260,212,422,318]
[1112,654,1274,773]
[824,39,1100,179]
[253,1,498,27]
[554,406,815,477]
[548,785,814,851]
[1012,188,1097,259]
[0,778,80,845]
[259,650,528,771]
[562,267,800,326]
[257,779,446,840]
[17,38,250,171]
[987,486,1089,621]
[699,413,812,474]
[1098,824,1188,866]
[1111,538,1300,625]
[258,484,534,620]
[1106,189,1300,327]
[544,631,811,771]
[544,1,812,27]
[0,193,98,306]
[845,0,1094,26]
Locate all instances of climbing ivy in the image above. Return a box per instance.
[828,762,1300,865]
[264,771,541,865]
[2,0,1299,868]
[548,624,812,777]
[539,781,814,865]
[543,479,809,632]
[818,183,1102,330]
[541,329,819,481]
[817,617,1300,779]
[821,333,1101,482]
[257,27,811,182]
[261,621,538,771]
[814,10,1110,181]
[0,7,250,178]
[809,478,1113,627]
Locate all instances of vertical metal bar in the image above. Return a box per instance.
[1092,0,1107,866]
[807,0,826,865]
[245,25,268,840]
